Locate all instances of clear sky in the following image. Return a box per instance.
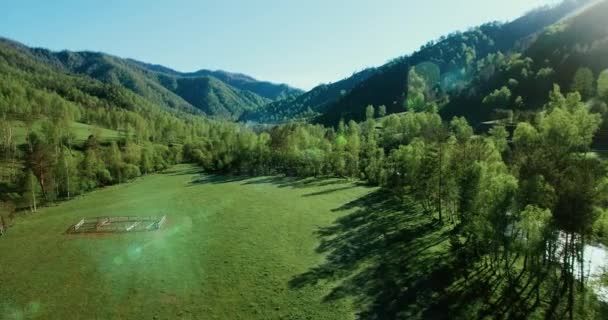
[1,0,558,90]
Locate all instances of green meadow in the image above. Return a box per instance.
[0,165,377,319]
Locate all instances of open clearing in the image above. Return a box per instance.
[0,164,375,319]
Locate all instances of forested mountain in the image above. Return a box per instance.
[0,38,301,119]
[312,0,595,125]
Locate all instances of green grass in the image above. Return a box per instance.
[11,120,122,145]
[0,164,375,319]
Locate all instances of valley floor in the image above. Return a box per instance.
[5,164,596,319]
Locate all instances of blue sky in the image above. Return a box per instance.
[1,0,558,89]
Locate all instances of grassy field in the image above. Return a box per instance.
[0,164,376,319]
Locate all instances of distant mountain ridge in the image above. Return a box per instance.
[0,37,303,119]
[127,60,303,101]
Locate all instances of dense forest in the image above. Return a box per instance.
[2,0,608,318]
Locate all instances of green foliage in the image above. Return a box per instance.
[482,86,512,109]
[414,62,441,88]
[377,105,387,117]
[20,169,40,211]
[593,209,608,245]
[598,69,608,101]
[571,67,595,99]
[450,116,473,143]
[365,105,375,120]
[513,122,540,151]
[406,67,435,112]
[517,204,552,253]
[488,125,509,153]
[540,85,601,152]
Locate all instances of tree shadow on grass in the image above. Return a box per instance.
[289,191,512,319]
[241,175,354,190]
[303,184,365,197]
[162,167,204,176]
[189,174,251,185]
[189,173,356,191]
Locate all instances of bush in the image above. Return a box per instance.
[97,169,113,185]
[122,164,141,180]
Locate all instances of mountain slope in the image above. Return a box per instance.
[440,0,608,125]
[173,76,270,118]
[315,0,593,125]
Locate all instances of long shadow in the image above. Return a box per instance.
[162,167,203,176]
[303,185,362,197]
[188,174,251,186]
[289,191,507,319]
[188,171,356,191]
[242,175,353,190]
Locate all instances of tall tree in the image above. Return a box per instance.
[26,133,56,200]
[571,67,595,99]
[598,69,608,102]
[22,169,40,212]
[107,141,124,183]
[56,146,78,199]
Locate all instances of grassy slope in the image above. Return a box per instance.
[0,164,374,319]
[11,120,121,145]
